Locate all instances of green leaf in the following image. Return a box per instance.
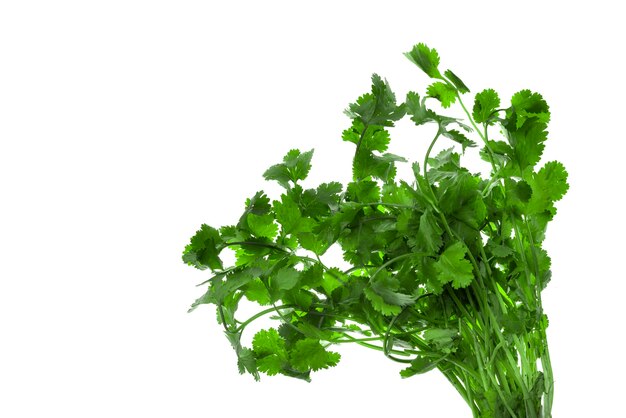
[509,90,550,130]
[434,242,474,289]
[252,328,289,376]
[237,347,260,381]
[417,256,443,295]
[405,91,439,126]
[345,74,405,127]
[253,328,286,356]
[423,328,458,350]
[347,180,380,203]
[263,149,314,188]
[400,356,440,378]
[273,194,313,235]
[371,272,416,306]
[487,241,514,258]
[525,161,569,216]
[342,120,391,153]
[427,82,457,108]
[364,271,415,316]
[444,69,470,93]
[441,129,477,152]
[427,148,468,182]
[473,89,500,124]
[182,224,223,271]
[198,268,255,306]
[405,43,442,79]
[416,209,444,254]
[244,191,272,215]
[320,267,346,296]
[297,232,328,255]
[247,213,278,239]
[353,151,406,183]
[506,122,548,171]
[289,338,341,372]
[300,264,324,288]
[244,278,271,305]
[437,172,486,232]
[315,182,343,209]
[272,266,301,291]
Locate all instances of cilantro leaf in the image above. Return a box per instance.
[272,266,301,291]
[345,74,405,127]
[525,161,569,216]
[405,43,442,79]
[314,182,343,211]
[473,89,501,124]
[263,149,314,188]
[400,356,440,378]
[342,120,391,153]
[347,180,380,203]
[244,278,271,305]
[444,69,470,93]
[252,328,289,376]
[441,129,477,152]
[289,338,341,372]
[247,213,278,239]
[182,224,224,271]
[416,209,444,254]
[506,122,548,171]
[427,82,457,108]
[353,151,406,183]
[273,194,314,235]
[365,271,416,316]
[434,242,474,289]
[405,91,439,126]
[237,347,260,381]
[509,90,550,130]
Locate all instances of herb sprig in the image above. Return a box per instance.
[183,43,568,418]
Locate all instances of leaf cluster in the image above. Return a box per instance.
[183,43,567,417]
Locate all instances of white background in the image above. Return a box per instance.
[1,1,624,417]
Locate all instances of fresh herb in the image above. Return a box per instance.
[183,43,567,418]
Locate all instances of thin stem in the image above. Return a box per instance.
[369,252,422,282]
[423,128,442,182]
[217,304,232,332]
[223,241,290,253]
[338,333,413,359]
[461,369,479,418]
[353,123,370,169]
[235,304,295,332]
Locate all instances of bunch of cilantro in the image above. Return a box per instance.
[183,44,568,418]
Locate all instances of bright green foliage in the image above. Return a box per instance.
[473,88,501,124]
[184,43,568,418]
[182,224,223,270]
[405,91,438,126]
[444,69,470,93]
[434,242,474,289]
[427,81,458,108]
[290,338,341,372]
[344,74,405,127]
[264,149,314,189]
[404,43,442,79]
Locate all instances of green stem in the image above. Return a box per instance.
[423,128,442,182]
[223,241,290,253]
[235,304,295,332]
[369,252,422,282]
[353,124,369,161]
